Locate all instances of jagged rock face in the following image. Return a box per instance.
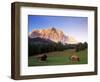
[29,27,78,44]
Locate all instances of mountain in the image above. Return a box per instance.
[28,37,56,44]
[28,27,78,44]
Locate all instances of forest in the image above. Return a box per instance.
[28,37,88,56]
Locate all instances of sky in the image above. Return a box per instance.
[28,15,88,43]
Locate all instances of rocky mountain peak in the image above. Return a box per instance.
[29,27,78,44]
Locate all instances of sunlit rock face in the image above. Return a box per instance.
[29,27,78,44]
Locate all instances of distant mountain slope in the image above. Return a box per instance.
[29,27,78,44]
[28,37,56,44]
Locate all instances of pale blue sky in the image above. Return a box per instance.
[28,15,88,43]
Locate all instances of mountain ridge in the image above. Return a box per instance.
[28,27,78,44]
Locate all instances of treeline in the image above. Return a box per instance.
[75,42,88,52]
[28,42,88,56]
[29,42,65,56]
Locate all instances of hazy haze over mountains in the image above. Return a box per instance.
[28,27,78,44]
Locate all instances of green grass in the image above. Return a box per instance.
[28,49,88,66]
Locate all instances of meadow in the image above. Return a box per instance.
[28,49,88,66]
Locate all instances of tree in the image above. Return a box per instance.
[83,42,88,48]
[57,42,64,51]
[75,42,88,52]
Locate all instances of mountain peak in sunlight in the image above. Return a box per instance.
[29,27,78,44]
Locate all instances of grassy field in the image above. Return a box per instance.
[28,49,88,66]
